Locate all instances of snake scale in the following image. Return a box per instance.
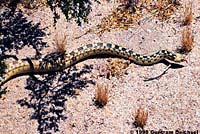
[0,43,184,86]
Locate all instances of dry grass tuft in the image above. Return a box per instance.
[133,107,148,129]
[95,83,109,107]
[180,27,194,53]
[53,27,68,52]
[183,3,193,25]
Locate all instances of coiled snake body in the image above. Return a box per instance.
[0,43,184,86]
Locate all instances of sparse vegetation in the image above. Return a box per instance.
[152,0,180,21]
[133,107,148,129]
[95,83,109,107]
[47,0,100,26]
[106,58,130,79]
[99,58,130,79]
[183,2,193,26]
[0,0,99,26]
[96,2,141,35]
[180,27,194,53]
[95,0,181,35]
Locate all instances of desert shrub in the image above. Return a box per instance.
[47,0,100,26]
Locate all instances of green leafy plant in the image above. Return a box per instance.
[1,0,100,26]
[47,0,100,26]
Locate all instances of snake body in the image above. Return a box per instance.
[0,43,184,86]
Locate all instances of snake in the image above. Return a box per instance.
[0,43,185,86]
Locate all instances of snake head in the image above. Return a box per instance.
[174,53,187,63]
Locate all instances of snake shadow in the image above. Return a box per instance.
[161,59,184,68]
[17,64,95,134]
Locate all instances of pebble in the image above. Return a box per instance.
[146,29,152,33]
[196,110,200,116]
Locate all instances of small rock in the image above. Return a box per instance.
[146,29,152,33]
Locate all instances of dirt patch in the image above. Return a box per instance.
[0,0,200,133]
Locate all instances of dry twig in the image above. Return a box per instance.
[144,64,172,81]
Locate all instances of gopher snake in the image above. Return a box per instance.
[0,43,184,86]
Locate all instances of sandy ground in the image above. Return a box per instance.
[0,0,200,134]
